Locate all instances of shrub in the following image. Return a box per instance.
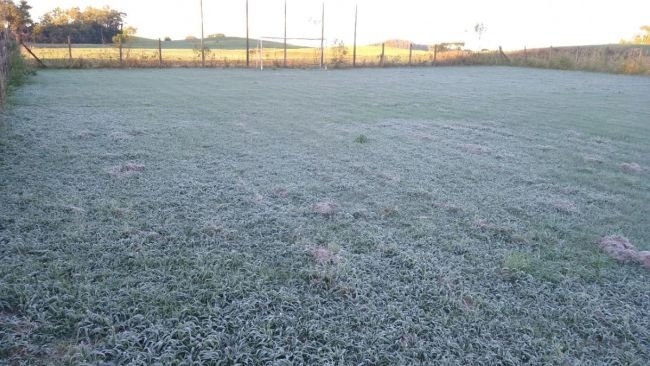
[354,134,368,143]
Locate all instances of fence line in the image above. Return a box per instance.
[0,28,10,103]
[14,0,650,75]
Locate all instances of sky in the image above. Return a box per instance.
[26,0,650,50]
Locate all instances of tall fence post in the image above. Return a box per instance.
[433,44,437,65]
[119,23,123,66]
[353,4,358,68]
[158,38,163,67]
[380,42,385,67]
[283,1,287,68]
[408,43,412,66]
[246,0,250,68]
[320,2,325,69]
[524,46,527,63]
[200,0,205,67]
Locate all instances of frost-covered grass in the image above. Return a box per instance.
[1,67,649,364]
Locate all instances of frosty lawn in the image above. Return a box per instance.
[1,67,649,364]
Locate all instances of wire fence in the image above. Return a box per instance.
[25,41,482,69]
[15,0,650,75]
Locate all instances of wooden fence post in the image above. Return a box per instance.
[353,4,358,68]
[158,38,163,67]
[640,48,643,63]
[380,42,385,67]
[67,36,72,65]
[284,1,287,68]
[408,43,412,66]
[119,39,123,65]
[433,45,437,65]
[246,0,250,68]
[524,46,527,63]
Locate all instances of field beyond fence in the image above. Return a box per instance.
[23,40,650,75]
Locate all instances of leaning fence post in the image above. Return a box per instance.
[158,38,163,67]
[380,42,385,67]
[408,43,413,66]
[119,38,123,66]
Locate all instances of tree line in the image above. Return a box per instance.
[1,0,128,44]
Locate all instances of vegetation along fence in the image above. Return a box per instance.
[1,27,10,103]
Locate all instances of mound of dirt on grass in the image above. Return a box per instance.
[306,246,339,265]
[109,163,145,177]
[621,162,642,173]
[599,235,649,270]
[313,202,338,216]
[552,200,578,213]
[460,144,491,155]
[583,155,603,164]
[74,129,97,139]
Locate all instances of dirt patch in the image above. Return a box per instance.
[110,131,132,142]
[551,200,578,213]
[306,246,339,265]
[637,251,650,269]
[110,130,145,142]
[583,155,603,164]
[62,205,85,213]
[108,163,145,177]
[74,129,97,139]
[558,186,579,195]
[313,202,338,216]
[272,188,289,198]
[460,144,491,155]
[599,235,649,269]
[621,162,642,173]
[434,202,462,214]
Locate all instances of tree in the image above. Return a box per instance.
[629,26,650,45]
[34,6,125,44]
[474,22,486,50]
[1,0,34,41]
[112,26,136,44]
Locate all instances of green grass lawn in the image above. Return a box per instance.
[1,67,649,364]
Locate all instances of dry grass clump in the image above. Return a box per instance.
[599,235,649,269]
[313,201,338,216]
[460,143,491,155]
[108,163,145,177]
[621,162,642,173]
